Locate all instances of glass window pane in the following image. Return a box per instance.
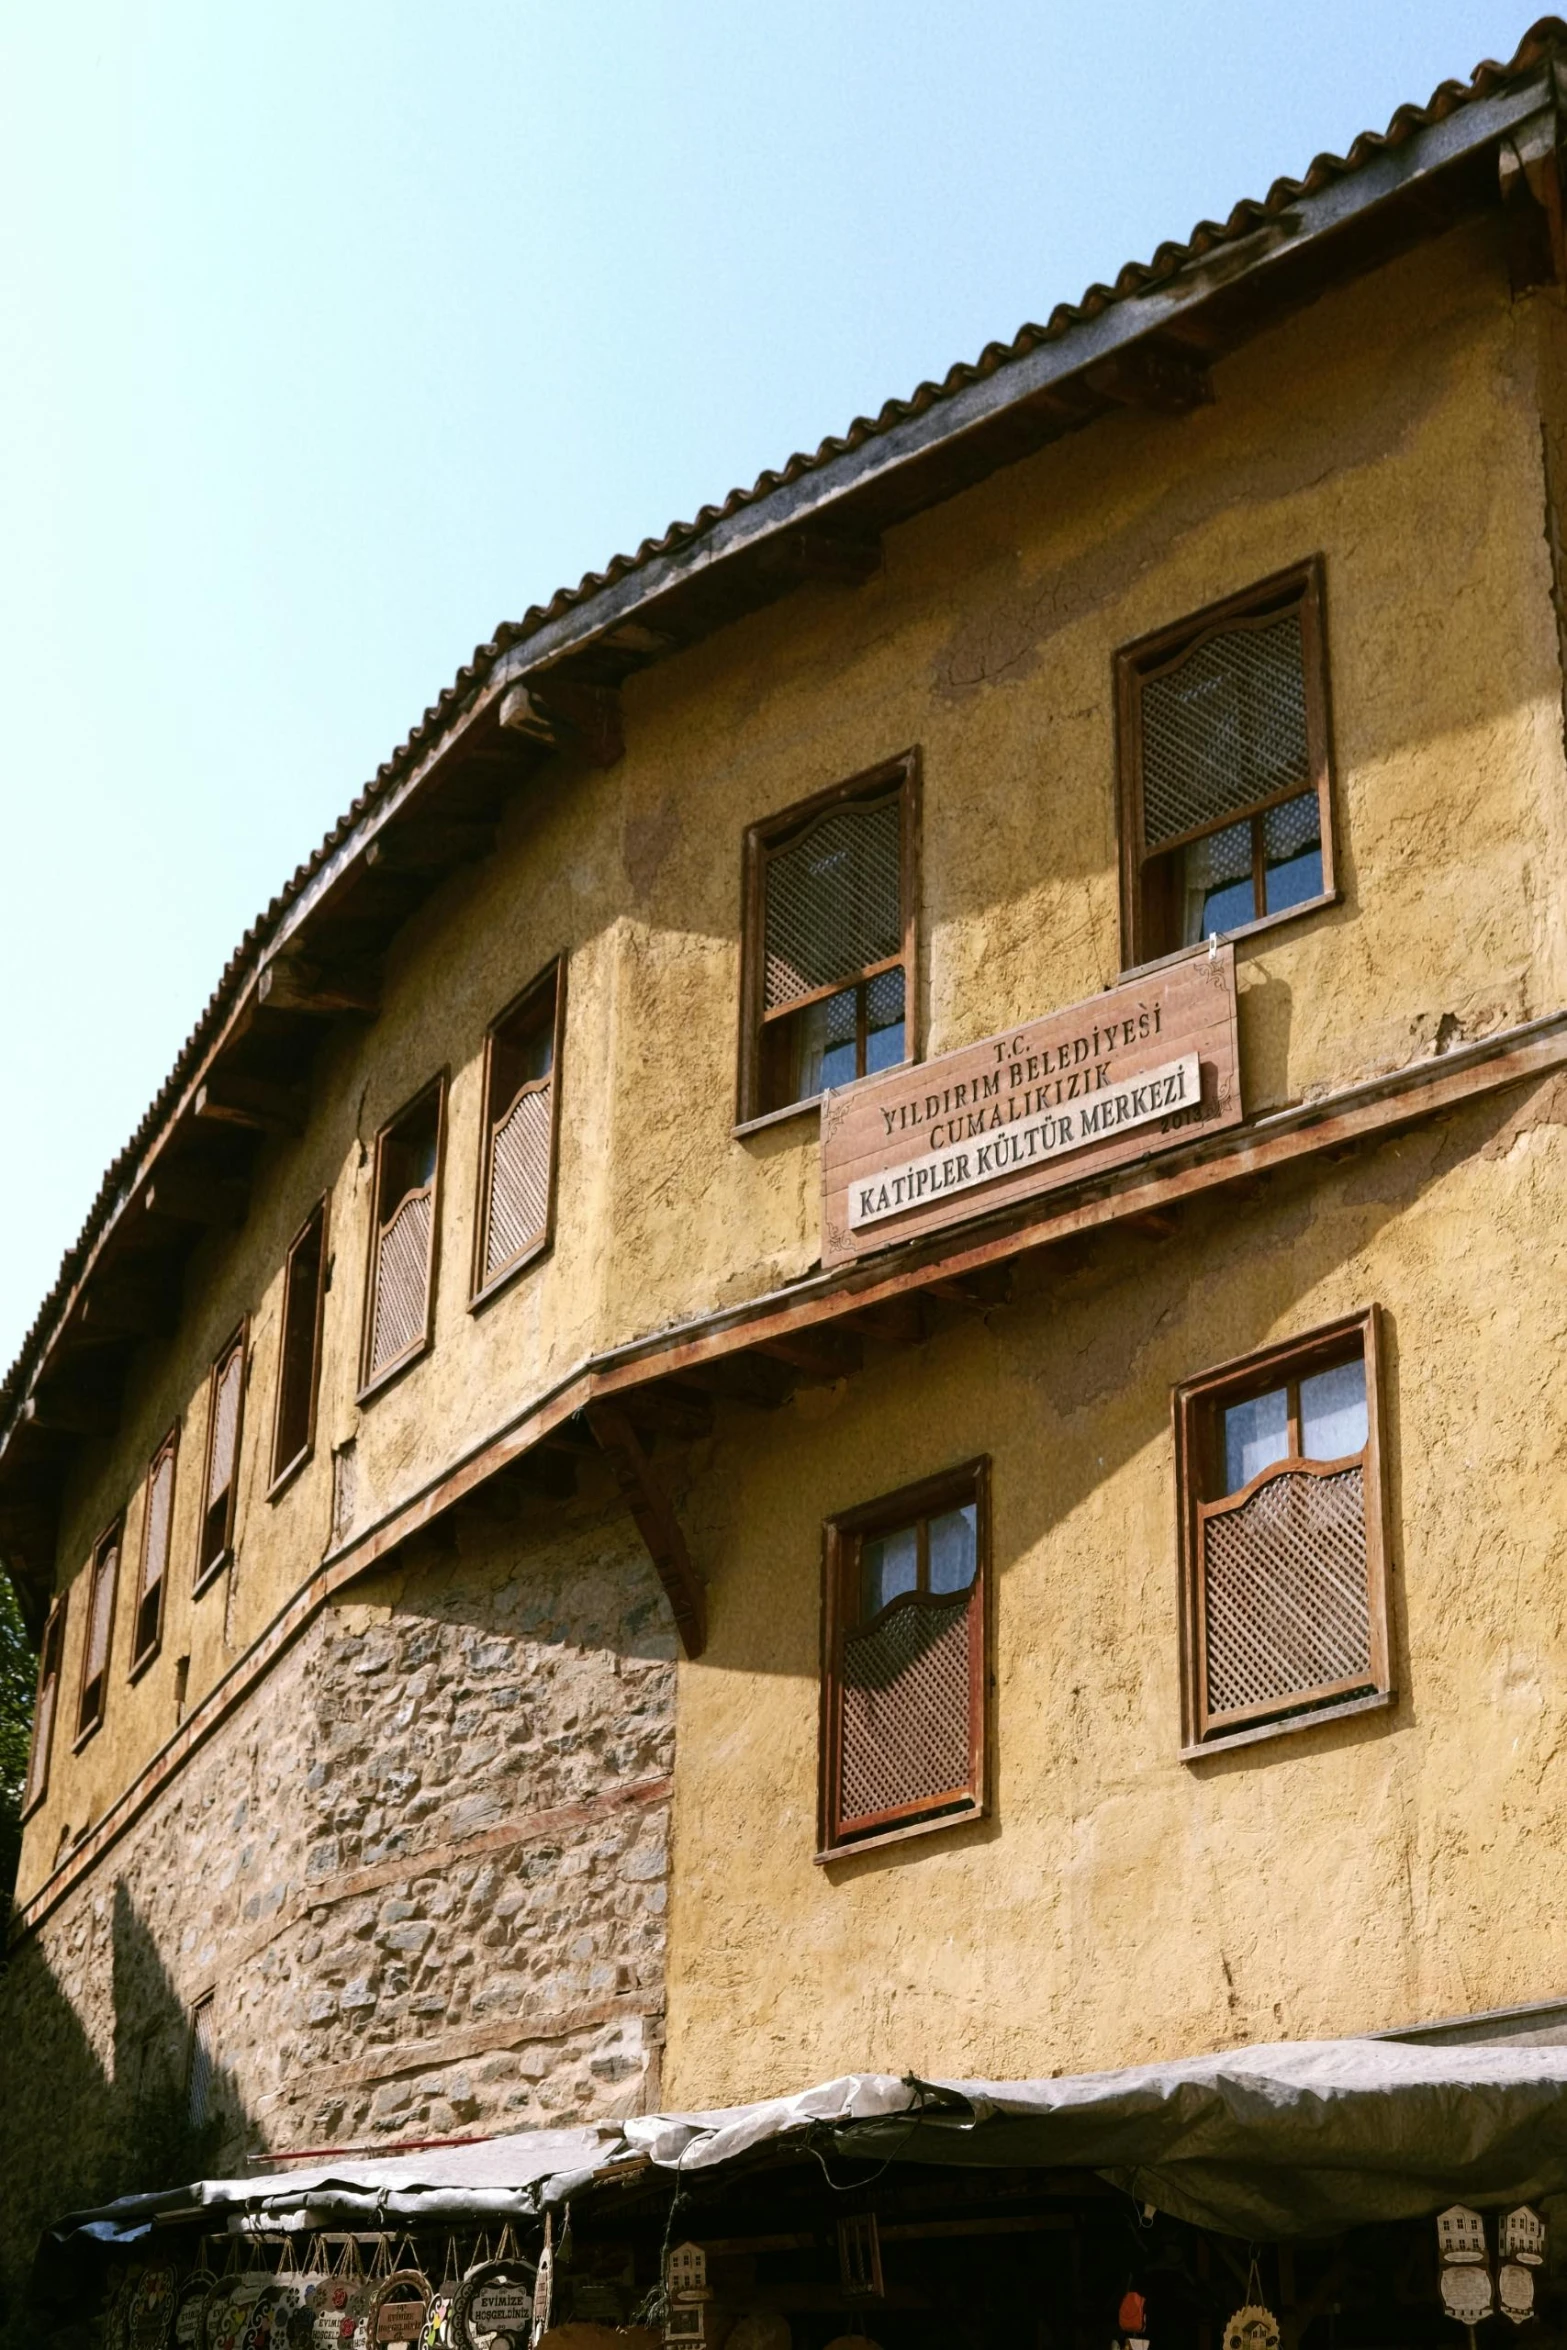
[1180,819,1255,945]
[861,1523,918,1619]
[1300,1358,1367,1461]
[928,1504,977,1594]
[864,967,905,1076]
[1263,791,1323,916]
[796,987,859,1098]
[1223,1384,1289,1494]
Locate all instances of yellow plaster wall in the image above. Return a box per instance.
[21,218,1567,1903]
[663,1080,1567,2095]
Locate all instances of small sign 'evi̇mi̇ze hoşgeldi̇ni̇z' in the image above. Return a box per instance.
[819,942,1243,1267]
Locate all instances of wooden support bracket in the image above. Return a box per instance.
[753,1327,863,1383]
[258,954,381,1018]
[365,820,496,874]
[585,1400,706,1658]
[1500,112,1567,291]
[21,1387,121,1439]
[194,1070,306,1135]
[757,528,882,587]
[1083,340,1213,415]
[141,1166,249,1229]
[499,679,624,769]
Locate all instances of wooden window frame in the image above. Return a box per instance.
[818,1455,990,1861]
[358,1074,448,1402]
[194,1323,248,1595]
[736,750,921,1133]
[1174,1305,1392,1759]
[268,1194,330,1497]
[74,1518,123,1747]
[470,958,567,1310]
[22,1592,67,1819]
[1116,557,1336,972]
[129,1423,179,1679]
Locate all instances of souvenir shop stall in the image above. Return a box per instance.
[33,2041,1567,2350]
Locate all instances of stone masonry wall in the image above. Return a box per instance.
[0,1499,675,2293]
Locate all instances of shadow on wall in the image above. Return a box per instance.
[0,1878,250,2346]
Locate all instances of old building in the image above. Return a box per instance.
[10,14,1567,2317]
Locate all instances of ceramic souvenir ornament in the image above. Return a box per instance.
[1498,2266,1535,2325]
[663,2244,713,2350]
[372,2277,433,2348]
[666,2252,707,2301]
[174,2273,219,2350]
[1500,2208,1547,2268]
[1439,2208,1489,2265]
[1439,2265,1494,2325]
[1222,2309,1280,2350]
[127,2264,179,2350]
[453,2243,538,2350]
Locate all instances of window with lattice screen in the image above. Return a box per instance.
[131,1427,178,1672]
[739,755,917,1123]
[1175,1309,1391,1755]
[473,962,563,1304]
[196,1328,247,1588]
[819,1459,988,1856]
[76,1520,121,1740]
[360,1080,444,1397]
[23,1595,66,1814]
[270,1197,328,1490]
[1117,561,1335,967]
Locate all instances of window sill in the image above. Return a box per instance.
[192,1550,232,1600]
[127,1637,162,1686]
[356,1334,433,1407]
[1181,1685,1392,1762]
[816,1798,984,1865]
[733,1097,822,1140]
[1120,888,1341,986]
[71,1715,103,1756]
[470,1231,552,1315]
[265,1443,314,1505]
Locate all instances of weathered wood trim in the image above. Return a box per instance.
[585,1400,707,1659]
[13,1008,1567,1942]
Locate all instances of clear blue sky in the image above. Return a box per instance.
[0,0,1534,1369]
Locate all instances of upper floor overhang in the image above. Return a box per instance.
[4,19,1567,1627]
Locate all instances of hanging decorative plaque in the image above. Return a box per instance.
[1439,2208,1489,2264]
[1440,2266,1494,2325]
[1498,2266,1535,2325]
[1500,2208,1547,2267]
[127,2264,180,2350]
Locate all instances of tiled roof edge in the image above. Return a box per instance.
[3,15,1562,1431]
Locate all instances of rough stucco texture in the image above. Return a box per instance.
[0,1509,674,2280]
[28,225,1567,1908]
[662,1086,1567,2107]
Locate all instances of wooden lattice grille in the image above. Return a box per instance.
[764,796,901,1011]
[1201,1463,1371,1722]
[79,1530,119,1732]
[839,1595,973,1827]
[208,1348,242,1503]
[134,1439,176,1661]
[369,1188,433,1378]
[484,1084,552,1281]
[1141,615,1310,846]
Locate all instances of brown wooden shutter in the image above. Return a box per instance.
[820,1459,988,1855]
[133,1430,178,1666]
[1198,1463,1371,1724]
[77,1526,120,1736]
[484,1085,551,1279]
[763,794,902,1011]
[369,1187,434,1376]
[361,1081,443,1394]
[1140,614,1310,847]
[198,1330,247,1582]
[24,1598,65,1811]
[271,1197,327,1488]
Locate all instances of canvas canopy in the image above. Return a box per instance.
[51,2037,1567,2248]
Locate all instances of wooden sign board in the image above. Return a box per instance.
[821,945,1241,1267]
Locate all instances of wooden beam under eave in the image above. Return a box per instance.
[584,1401,706,1658]
[193,1071,305,1135]
[257,955,381,1018]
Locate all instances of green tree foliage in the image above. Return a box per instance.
[0,1571,35,1919]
